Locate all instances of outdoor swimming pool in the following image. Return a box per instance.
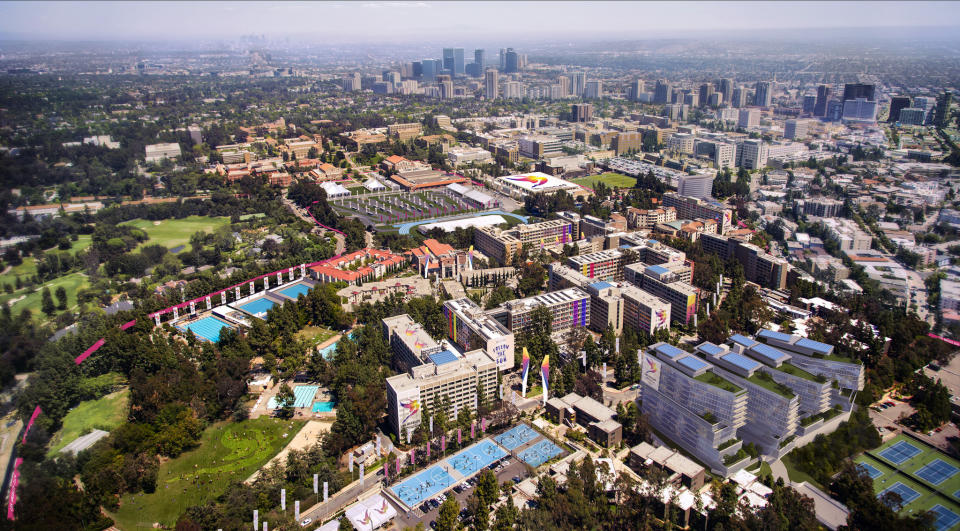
[319,331,359,359]
[177,316,234,342]
[277,282,313,300]
[518,439,565,467]
[312,400,336,413]
[267,385,320,410]
[390,464,456,508]
[237,297,276,317]
[494,423,539,451]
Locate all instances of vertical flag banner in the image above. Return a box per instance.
[521,347,530,398]
[281,489,286,511]
[313,474,318,494]
[441,435,446,453]
[541,355,550,406]
[458,428,462,445]
[324,481,328,502]
[254,510,259,531]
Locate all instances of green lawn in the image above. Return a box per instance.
[120,216,231,251]
[782,454,824,489]
[0,271,89,317]
[0,257,38,287]
[47,388,130,456]
[295,325,338,347]
[67,234,93,253]
[571,172,637,189]
[110,418,304,529]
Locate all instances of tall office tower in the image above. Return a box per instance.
[935,91,953,127]
[412,61,423,78]
[499,49,506,70]
[888,96,912,123]
[437,75,453,99]
[474,49,485,71]
[754,81,772,107]
[698,83,715,107]
[571,103,594,123]
[718,78,734,105]
[442,48,464,76]
[802,94,817,114]
[629,79,644,101]
[654,79,672,104]
[584,80,603,99]
[504,48,519,73]
[731,87,746,108]
[484,69,499,100]
[571,72,587,97]
[421,59,441,81]
[842,83,876,102]
[558,76,570,98]
[814,84,831,117]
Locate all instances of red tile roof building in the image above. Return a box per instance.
[309,248,406,285]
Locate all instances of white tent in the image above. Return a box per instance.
[320,181,351,198]
[345,494,397,531]
[364,178,386,191]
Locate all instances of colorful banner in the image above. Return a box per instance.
[22,406,41,444]
[520,347,530,398]
[541,356,550,406]
[6,458,21,520]
[74,338,105,365]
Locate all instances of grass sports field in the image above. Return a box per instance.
[0,271,89,318]
[111,418,304,529]
[571,172,637,189]
[120,216,231,251]
[47,387,129,456]
[855,434,960,529]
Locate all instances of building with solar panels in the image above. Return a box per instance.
[384,313,499,439]
[640,342,748,473]
[755,329,865,391]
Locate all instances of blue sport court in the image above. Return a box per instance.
[878,482,921,507]
[929,504,960,531]
[276,282,313,300]
[878,441,922,465]
[390,464,456,508]
[857,462,884,479]
[312,401,335,413]
[954,490,960,500]
[268,385,319,409]
[916,459,959,486]
[494,424,539,451]
[518,440,565,468]
[177,316,233,342]
[446,439,507,477]
[237,297,276,317]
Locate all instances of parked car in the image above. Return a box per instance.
[300,518,312,527]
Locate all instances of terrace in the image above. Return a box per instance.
[775,362,827,383]
[694,371,743,394]
[747,371,796,399]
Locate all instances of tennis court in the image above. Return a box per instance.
[878,440,922,465]
[177,316,234,342]
[879,482,921,506]
[858,462,884,479]
[237,297,276,317]
[447,439,507,477]
[930,504,960,531]
[390,465,456,508]
[518,439,565,468]
[917,460,960,486]
[494,423,539,451]
[276,281,313,300]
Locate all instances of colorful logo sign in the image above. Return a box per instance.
[655,309,667,327]
[645,357,658,376]
[507,174,548,188]
[541,355,550,388]
[360,510,372,525]
[400,398,420,425]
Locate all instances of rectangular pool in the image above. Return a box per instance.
[237,297,276,317]
[312,401,336,413]
[177,316,234,342]
[267,385,320,410]
[277,282,313,300]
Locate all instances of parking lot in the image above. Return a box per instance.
[391,457,531,529]
[867,393,960,453]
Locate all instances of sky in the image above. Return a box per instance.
[0,1,958,43]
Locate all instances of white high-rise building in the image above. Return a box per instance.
[783,119,808,140]
[678,174,716,200]
[739,139,768,170]
[503,81,524,99]
[585,80,603,99]
[738,108,760,129]
[484,69,499,100]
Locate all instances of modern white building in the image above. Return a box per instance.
[677,174,716,200]
[145,142,182,163]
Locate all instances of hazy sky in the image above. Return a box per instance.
[0,1,957,42]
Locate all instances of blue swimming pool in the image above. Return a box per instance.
[390,464,456,508]
[312,401,336,413]
[178,316,233,342]
[237,297,276,317]
[277,282,313,299]
[319,331,359,359]
[268,385,320,410]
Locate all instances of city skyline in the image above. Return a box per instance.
[0,1,958,42]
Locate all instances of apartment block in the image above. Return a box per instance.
[548,263,593,291]
[662,192,732,234]
[700,233,788,290]
[622,285,671,336]
[585,281,625,334]
[627,206,677,229]
[441,298,515,371]
[625,262,699,325]
[641,343,748,472]
[566,249,624,282]
[488,287,590,337]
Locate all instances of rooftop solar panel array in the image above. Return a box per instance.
[677,355,709,372]
[729,334,758,348]
[751,343,790,363]
[795,337,833,354]
[758,329,794,342]
[698,342,726,356]
[722,352,761,372]
[654,343,686,359]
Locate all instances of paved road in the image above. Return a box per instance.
[298,468,384,527]
[282,195,346,254]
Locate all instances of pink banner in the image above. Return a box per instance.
[441,435,446,453]
[7,457,22,520]
[21,406,41,445]
[411,449,415,466]
[458,428,462,445]
[120,319,137,330]
[74,338,105,365]
[929,333,960,347]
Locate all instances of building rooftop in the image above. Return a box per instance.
[677,355,709,373]
[428,350,460,366]
[652,343,686,360]
[749,343,792,366]
[721,352,762,373]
